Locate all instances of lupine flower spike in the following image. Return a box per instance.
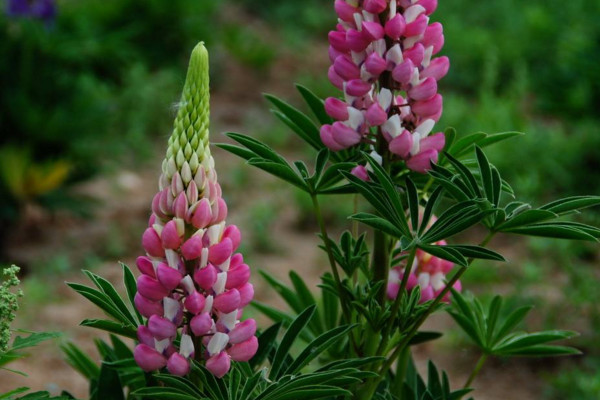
[322,0,448,173]
[133,43,258,378]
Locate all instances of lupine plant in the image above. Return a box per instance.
[3,1,599,399]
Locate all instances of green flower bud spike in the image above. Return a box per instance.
[161,42,214,192]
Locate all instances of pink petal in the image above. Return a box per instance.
[320,124,345,151]
[157,263,183,291]
[366,103,388,126]
[137,275,168,302]
[238,283,254,308]
[137,325,155,347]
[419,132,445,153]
[411,94,443,119]
[389,131,413,159]
[191,198,212,229]
[405,14,428,37]
[331,121,362,147]
[206,351,231,378]
[209,238,233,265]
[184,291,206,315]
[325,97,350,121]
[134,293,164,318]
[364,52,387,77]
[334,0,357,22]
[345,79,372,97]
[351,165,369,182]
[223,225,241,251]
[421,56,449,80]
[136,256,156,278]
[328,66,345,90]
[328,30,349,52]
[134,344,167,372]
[172,192,188,219]
[181,235,203,260]
[226,263,251,290]
[228,319,257,344]
[363,0,387,14]
[392,59,415,86]
[190,312,214,336]
[334,55,360,81]
[228,336,258,362]
[142,227,165,258]
[406,149,439,173]
[194,264,218,291]
[161,220,181,250]
[213,289,241,314]
[167,352,190,376]
[403,43,425,67]
[362,21,385,41]
[408,77,438,101]
[385,14,406,40]
[148,315,177,340]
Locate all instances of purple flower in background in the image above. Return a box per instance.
[6,0,56,23]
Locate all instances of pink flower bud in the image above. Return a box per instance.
[213,289,241,314]
[329,45,344,64]
[351,165,369,182]
[403,43,425,67]
[194,264,218,291]
[328,66,345,90]
[238,283,254,308]
[134,344,167,372]
[226,263,250,289]
[364,0,387,13]
[137,325,155,347]
[325,97,350,121]
[346,29,370,52]
[142,228,165,257]
[136,256,156,278]
[389,130,414,158]
[137,275,168,302]
[331,121,362,147]
[209,238,233,265]
[392,59,415,86]
[366,103,388,126]
[184,291,206,314]
[364,52,387,77]
[320,124,346,151]
[167,352,190,376]
[406,149,439,173]
[228,319,257,344]
[334,55,360,81]
[419,132,445,153]
[361,21,385,41]
[190,312,213,336]
[228,336,258,362]
[421,56,449,80]
[423,23,444,54]
[206,351,231,378]
[345,79,372,97]
[134,293,164,318]
[385,14,406,40]
[412,94,442,118]
[222,225,241,251]
[161,220,181,249]
[152,192,166,219]
[148,315,177,340]
[405,14,428,37]
[419,0,438,15]
[328,30,349,52]
[409,77,438,101]
[157,263,183,291]
[191,198,212,229]
[181,235,203,260]
[173,192,188,219]
[387,281,400,299]
[420,285,435,302]
[334,0,357,22]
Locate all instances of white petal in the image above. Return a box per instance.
[207,223,224,246]
[422,46,434,68]
[219,257,231,272]
[418,272,430,288]
[404,5,426,23]
[155,338,170,353]
[431,272,445,291]
[369,150,383,165]
[163,297,180,321]
[200,247,209,268]
[415,119,435,137]
[353,12,363,30]
[165,249,180,269]
[382,115,402,138]
[346,107,365,130]
[389,269,400,282]
[389,0,396,18]
[152,223,164,236]
[213,272,227,294]
[411,132,421,155]
[373,39,387,57]
[180,275,195,294]
[410,67,422,87]
[362,10,375,22]
[203,295,214,313]
[403,35,423,50]
[220,310,239,331]
[351,50,366,65]
[179,334,194,358]
[386,44,403,65]
[207,332,229,356]
[378,88,393,110]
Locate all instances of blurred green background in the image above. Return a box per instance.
[1,0,599,398]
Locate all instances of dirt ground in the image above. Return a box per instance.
[0,44,566,399]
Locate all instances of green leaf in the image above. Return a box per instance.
[250,323,281,369]
[284,324,356,375]
[406,178,419,233]
[349,212,406,238]
[251,301,294,326]
[247,160,307,190]
[418,244,468,267]
[289,271,323,334]
[446,245,506,262]
[296,84,333,125]
[540,195,600,214]
[495,209,558,231]
[502,223,598,241]
[215,143,256,160]
[500,345,581,357]
[419,186,444,236]
[408,331,443,346]
[494,331,578,353]
[225,132,287,164]
[444,152,482,198]
[493,306,533,344]
[447,132,487,158]
[80,319,138,339]
[66,283,128,326]
[265,94,323,151]
[476,131,523,149]
[121,263,143,325]
[0,387,29,399]
[475,146,493,203]
[11,331,61,351]
[269,306,316,380]
[258,271,304,314]
[96,363,125,400]
[61,342,100,380]
[132,387,205,400]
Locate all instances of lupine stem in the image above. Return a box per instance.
[463,354,488,390]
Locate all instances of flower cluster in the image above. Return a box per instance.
[1,265,23,353]
[387,240,461,303]
[321,0,449,173]
[133,43,257,378]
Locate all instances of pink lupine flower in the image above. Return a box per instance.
[321,0,450,173]
[133,43,257,378]
[387,239,461,303]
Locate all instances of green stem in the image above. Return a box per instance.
[372,229,390,303]
[392,346,411,396]
[463,354,488,390]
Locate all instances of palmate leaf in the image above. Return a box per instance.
[402,358,473,400]
[448,291,580,358]
[540,195,600,214]
[295,84,332,126]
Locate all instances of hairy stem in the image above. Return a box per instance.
[463,354,488,390]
